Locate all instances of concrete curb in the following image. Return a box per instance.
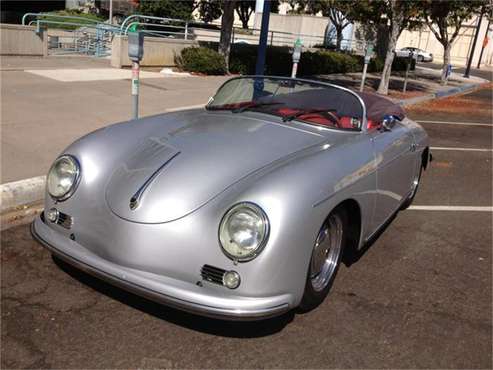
[398,81,487,106]
[1,80,488,214]
[1,176,46,213]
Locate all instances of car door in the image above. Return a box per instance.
[370,121,417,230]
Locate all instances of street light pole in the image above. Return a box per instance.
[255,0,272,75]
[109,0,113,25]
[477,17,491,69]
[464,8,484,78]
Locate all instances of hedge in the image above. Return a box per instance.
[176,47,226,75]
[179,44,415,76]
[298,50,360,75]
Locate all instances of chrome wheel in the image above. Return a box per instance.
[409,166,422,199]
[410,175,420,198]
[309,214,344,292]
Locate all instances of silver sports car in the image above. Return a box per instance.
[32,76,430,320]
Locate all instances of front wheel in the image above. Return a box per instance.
[299,208,347,312]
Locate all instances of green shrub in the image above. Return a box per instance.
[176,47,226,75]
[366,57,385,73]
[392,56,416,71]
[230,44,292,75]
[299,50,360,75]
[184,43,414,76]
[39,10,105,30]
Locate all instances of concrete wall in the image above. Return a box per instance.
[253,13,329,47]
[111,35,198,68]
[0,24,47,56]
[397,14,492,67]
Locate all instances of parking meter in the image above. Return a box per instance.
[446,64,452,78]
[364,44,373,64]
[292,39,302,64]
[403,50,416,93]
[128,31,144,119]
[128,31,144,62]
[360,43,373,92]
[291,38,302,78]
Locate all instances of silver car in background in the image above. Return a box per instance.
[32,76,430,320]
[396,47,433,62]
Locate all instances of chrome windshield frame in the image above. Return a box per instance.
[206,75,368,133]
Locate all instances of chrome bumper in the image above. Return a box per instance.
[31,215,291,321]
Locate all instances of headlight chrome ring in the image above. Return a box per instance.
[47,154,81,202]
[218,202,270,262]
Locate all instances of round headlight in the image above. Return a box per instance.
[47,155,80,201]
[219,202,269,261]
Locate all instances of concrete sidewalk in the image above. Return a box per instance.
[315,65,488,101]
[1,56,228,183]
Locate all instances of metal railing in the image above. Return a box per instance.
[24,12,365,57]
[23,13,121,57]
[118,14,362,52]
[22,12,102,26]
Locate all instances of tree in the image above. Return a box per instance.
[303,0,355,50]
[234,0,280,29]
[218,0,237,72]
[197,0,222,23]
[235,1,255,29]
[351,0,423,95]
[422,0,485,84]
[138,0,195,20]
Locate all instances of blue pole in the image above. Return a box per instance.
[255,0,271,75]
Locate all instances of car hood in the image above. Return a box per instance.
[105,111,324,223]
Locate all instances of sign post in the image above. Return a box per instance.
[402,50,416,93]
[291,38,302,78]
[359,43,373,92]
[128,28,144,120]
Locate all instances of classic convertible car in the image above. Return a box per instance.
[32,76,430,320]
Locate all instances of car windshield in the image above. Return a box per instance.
[206,76,365,131]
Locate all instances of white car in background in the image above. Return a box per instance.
[395,47,433,62]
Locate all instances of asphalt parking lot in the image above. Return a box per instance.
[1,86,492,369]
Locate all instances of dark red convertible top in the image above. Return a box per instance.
[261,87,405,124]
[355,91,406,123]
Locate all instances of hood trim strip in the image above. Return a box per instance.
[129,151,181,210]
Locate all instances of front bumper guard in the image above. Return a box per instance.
[31,216,291,321]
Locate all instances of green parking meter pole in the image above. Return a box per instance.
[128,25,144,120]
[360,43,373,92]
[291,38,302,78]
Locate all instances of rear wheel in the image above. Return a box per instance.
[299,208,347,312]
[418,55,424,62]
[401,166,423,210]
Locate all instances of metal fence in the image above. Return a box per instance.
[23,12,365,57]
[22,13,121,57]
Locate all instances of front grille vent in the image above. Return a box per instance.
[57,212,73,229]
[200,264,226,286]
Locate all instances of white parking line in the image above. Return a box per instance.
[408,205,493,212]
[417,120,492,127]
[430,146,493,152]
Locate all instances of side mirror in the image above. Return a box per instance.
[381,114,397,131]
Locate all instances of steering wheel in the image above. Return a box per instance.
[318,110,341,128]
